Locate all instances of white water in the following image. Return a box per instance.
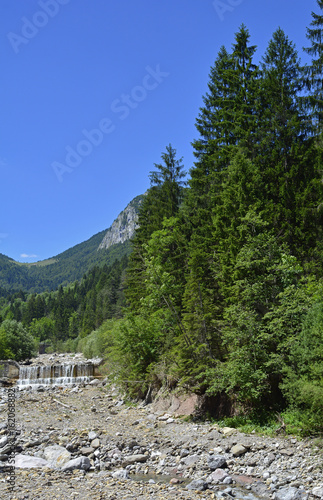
[17,363,94,388]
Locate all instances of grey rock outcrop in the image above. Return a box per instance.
[98,195,143,250]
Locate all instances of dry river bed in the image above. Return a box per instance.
[0,381,322,500]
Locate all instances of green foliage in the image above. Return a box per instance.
[99,314,169,398]
[77,321,112,359]
[281,301,323,433]
[303,0,323,130]
[0,195,143,294]
[0,256,129,348]
[0,328,14,359]
[0,320,36,361]
[126,145,186,311]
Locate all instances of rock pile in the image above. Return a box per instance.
[0,383,322,499]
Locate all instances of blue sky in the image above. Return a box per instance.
[0,0,318,263]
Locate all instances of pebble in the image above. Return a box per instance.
[0,379,321,500]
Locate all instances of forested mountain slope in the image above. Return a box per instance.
[0,195,143,293]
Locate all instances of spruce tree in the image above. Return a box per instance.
[125,145,186,311]
[303,0,323,131]
[258,28,320,257]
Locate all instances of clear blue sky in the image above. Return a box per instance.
[0,0,318,262]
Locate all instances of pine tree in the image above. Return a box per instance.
[125,145,186,311]
[258,28,320,257]
[303,0,323,131]
[179,26,260,386]
[230,24,259,154]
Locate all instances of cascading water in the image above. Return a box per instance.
[17,362,94,388]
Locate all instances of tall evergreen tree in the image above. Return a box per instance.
[260,28,304,161]
[180,26,260,385]
[125,145,186,311]
[303,0,323,131]
[258,28,321,258]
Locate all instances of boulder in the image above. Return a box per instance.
[0,436,8,448]
[186,479,208,491]
[43,445,71,468]
[112,468,130,480]
[89,379,100,386]
[80,446,94,455]
[231,444,247,457]
[312,486,323,498]
[91,438,100,449]
[222,427,237,437]
[123,454,148,465]
[15,454,51,468]
[207,468,229,483]
[207,454,227,470]
[275,487,308,500]
[181,454,200,466]
[61,456,91,472]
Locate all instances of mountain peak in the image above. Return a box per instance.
[98,194,144,251]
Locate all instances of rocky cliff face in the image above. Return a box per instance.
[98,195,143,250]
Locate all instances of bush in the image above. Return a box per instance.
[77,320,115,359]
[281,302,323,434]
[0,319,36,361]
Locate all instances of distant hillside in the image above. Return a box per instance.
[0,195,143,293]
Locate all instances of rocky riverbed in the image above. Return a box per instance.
[0,380,322,499]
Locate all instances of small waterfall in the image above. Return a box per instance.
[17,362,94,388]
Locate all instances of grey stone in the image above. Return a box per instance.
[43,445,71,468]
[14,454,51,468]
[207,454,227,470]
[89,379,100,386]
[0,444,13,455]
[80,446,94,455]
[207,468,229,483]
[312,485,323,498]
[123,454,148,465]
[61,456,91,471]
[182,454,200,466]
[88,431,97,441]
[112,468,130,480]
[222,427,237,437]
[91,438,100,449]
[0,436,8,448]
[231,444,247,457]
[264,452,276,465]
[275,486,308,500]
[186,479,208,491]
